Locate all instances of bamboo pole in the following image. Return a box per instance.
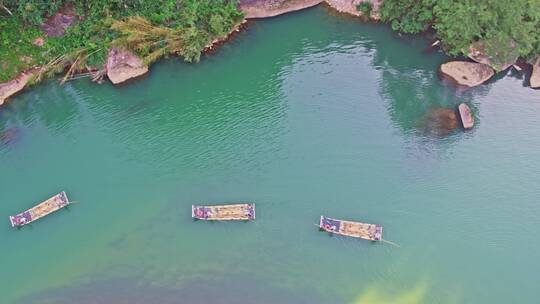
[1,4,13,16]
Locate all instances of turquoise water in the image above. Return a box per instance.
[1,6,540,303]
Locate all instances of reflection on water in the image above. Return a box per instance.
[0,82,81,135]
[363,25,488,140]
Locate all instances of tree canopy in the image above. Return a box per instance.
[380,0,540,64]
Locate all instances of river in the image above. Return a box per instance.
[1,6,539,304]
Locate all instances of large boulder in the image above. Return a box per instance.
[530,57,540,89]
[41,4,77,37]
[239,0,323,18]
[0,68,40,106]
[106,48,148,85]
[440,61,494,87]
[325,0,383,19]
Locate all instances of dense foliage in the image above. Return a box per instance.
[380,0,540,67]
[0,0,243,82]
[356,1,373,16]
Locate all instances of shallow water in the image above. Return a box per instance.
[1,6,540,304]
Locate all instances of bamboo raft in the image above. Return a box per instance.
[9,191,70,227]
[192,203,255,221]
[319,216,382,241]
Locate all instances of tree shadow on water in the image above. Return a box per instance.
[367,29,489,141]
[0,81,81,135]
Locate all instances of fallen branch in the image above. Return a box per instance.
[1,4,13,16]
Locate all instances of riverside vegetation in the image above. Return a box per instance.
[378,0,540,69]
[0,0,244,83]
[2,0,540,92]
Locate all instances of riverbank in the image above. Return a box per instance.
[0,0,244,105]
[2,0,540,106]
[2,8,539,302]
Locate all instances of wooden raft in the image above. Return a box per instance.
[9,191,70,227]
[319,216,382,241]
[192,203,255,221]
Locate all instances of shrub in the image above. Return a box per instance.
[380,0,540,61]
[356,1,373,16]
[0,0,244,82]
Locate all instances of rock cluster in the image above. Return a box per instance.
[458,103,474,129]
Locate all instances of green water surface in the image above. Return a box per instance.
[1,7,539,304]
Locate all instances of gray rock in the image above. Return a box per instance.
[458,103,474,129]
[440,61,494,87]
[106,48,148,85]
[0,68,40,106]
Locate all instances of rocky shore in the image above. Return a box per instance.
[106,48,149,85]
[1,0,539,107]
[239,0,381,19]
[239,0,323,18]
[0,68,41,106]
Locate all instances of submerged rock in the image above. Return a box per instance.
[419,108,459,137]
[106,48,149,85]
[239,0,323,18]
[41,4,77,37]
[530,57,540,89]
[440,61,494,87]
[458,103,474,129]
[0,68,40,106]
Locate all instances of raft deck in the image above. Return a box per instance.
[319,216,382,241]
[9,191,70,227]
[192,203,255,221]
